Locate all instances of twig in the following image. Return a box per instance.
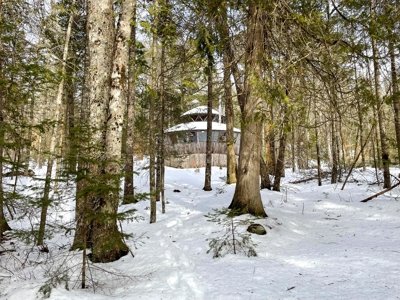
[118,220,135,258]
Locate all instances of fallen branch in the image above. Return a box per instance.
[289,176,318,184]
[0,249,16,255]
[360,181,400,202]
[289,172,329,184]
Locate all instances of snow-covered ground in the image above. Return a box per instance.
[1,165,399,300]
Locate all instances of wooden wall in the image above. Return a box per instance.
[164,142,240,168]
[165,153,237,168]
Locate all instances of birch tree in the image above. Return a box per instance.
[91,0,135,262]
[73,0,133,262]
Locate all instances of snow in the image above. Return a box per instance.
[181,106,222,117]
[1,165,400,300]
[164,121,240,133]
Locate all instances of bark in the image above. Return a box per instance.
[219,3,237,184]
[229,2,267,218]
[356,74,366,171]
[266,109,276,173]
[203,60,213,191]
[0,93,11,241]
[24,97,35,175]
[149,0,159,224]
[291,118,295,172]
[331,117,338,184]
[90,0,134,262]
[65,60,76,171]
[315,110,322,186]
[0,18,11,238]
[73,0,115,251]
[156,153,161,201]
[37,160,55,245]
[73,0,131,262]
[371,28,391,188]
[223,52,237,185]
[260,154,271,190]
[273,108,288,192]
[389,40,400,165]
[160,30,166,213]
[123,1,137,204]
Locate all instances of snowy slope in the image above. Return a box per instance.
[1,166,399,300]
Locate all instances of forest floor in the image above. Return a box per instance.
[1,163,399,300]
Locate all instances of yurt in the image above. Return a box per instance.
[164,106,240,168]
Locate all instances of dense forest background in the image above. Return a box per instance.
[1,0,400,264]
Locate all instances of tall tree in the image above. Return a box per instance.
[123,1,137,204]
[228,1,267,217]
[149,0,159,223]
[370,0,391,188]
[203,54,213,192]
[218,1,237,184]
[91,0,135,261]
[196,24,215,192]
[0,60,11,240]
[74,0,130,262]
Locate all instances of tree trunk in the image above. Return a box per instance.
[72,5,91,249]
[24,97,35,175]
[273,105,288,192]
[355,66,366,171]
[229,2,267,218]
[123,1,137,204]
[156,150,161,201]
[73,0,130,262]
[291,117,295,172]
[224,53,237,185]
[37,159,54,245]
[315,110,322,186]
[0,86,11,240]
[371,28,390,188]
[159,25,166,213]
[203,59,213,191]
[0,17,11,238]
[389,40,400,165]
[149,0,159,223]
[260,154,271,190]
[219,3,237,184]
[90,0,134,262]
[65,57,76,172]
[266,108,276,173]
[331,117,338,184]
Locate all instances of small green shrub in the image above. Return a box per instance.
[205,208,257,258]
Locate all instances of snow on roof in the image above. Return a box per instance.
[165,121,240,133]
[181,106,223,117]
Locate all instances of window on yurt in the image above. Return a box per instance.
[212,131,220,142]
[198,131,206,142]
